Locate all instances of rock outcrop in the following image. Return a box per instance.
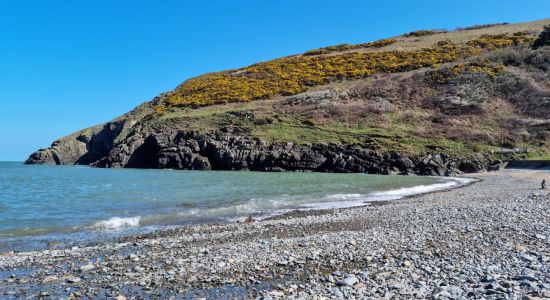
[25,120,125,166]
[26,124,496,175]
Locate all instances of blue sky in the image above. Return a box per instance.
[1,0,549,161]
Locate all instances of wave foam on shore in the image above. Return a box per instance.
[92,216,141,230]
[367,177,474,201]
[89,177,475,231]
[301,177,474,210]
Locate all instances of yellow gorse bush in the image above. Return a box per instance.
[167,33,533,107]
[452,62,504,77]
[427,61,505,84]
[465,33,533,50]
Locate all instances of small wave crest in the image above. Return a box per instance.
[325,193,362,200]
[177,197,296,221]
[301,178,474,210]
[368,177,473,201]
[88,178,474,230]
[92,216,141,230]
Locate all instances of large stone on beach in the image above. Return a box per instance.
[80,263,95,272]
[337,276,358,286]
[65,276,81,283]
[41,275,59,284]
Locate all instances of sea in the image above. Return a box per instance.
[0,161,471,252]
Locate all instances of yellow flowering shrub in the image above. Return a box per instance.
[465,33,533,50]
[428,61,505,84]
[166,33,534,107]
[154,104,165,113]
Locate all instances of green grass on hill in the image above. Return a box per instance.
[152,104,499,157]
[125,20,550,161]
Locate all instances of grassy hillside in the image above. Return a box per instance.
[130,20,549,160]
[37,19,550,165]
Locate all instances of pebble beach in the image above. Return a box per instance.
[1,169,549,299]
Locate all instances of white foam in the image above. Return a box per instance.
[367,177,473,201]
[300,177,474,210]
[118,177,475,226]
[93,216,141,230]
[301,194,367,210]
[178,197,295,219]
[325,193,363,200]
[199,178,474,220]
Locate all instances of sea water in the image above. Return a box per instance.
[0,162,471,251]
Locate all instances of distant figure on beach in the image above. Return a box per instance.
[542,179,547,190]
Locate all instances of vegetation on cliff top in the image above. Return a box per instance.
[403,29,447,38]
[165,33,533,108]
[302,38,396,56]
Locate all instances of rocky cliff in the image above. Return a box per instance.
[27,120,501,175]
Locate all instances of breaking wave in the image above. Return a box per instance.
[368,177,474,201]
[92,216,141,230]
[170,177,475,221]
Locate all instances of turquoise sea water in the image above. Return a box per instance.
[0,162,468,251]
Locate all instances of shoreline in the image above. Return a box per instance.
[0,175,474,254]
[262,175,480,223]
[1,169,549,299]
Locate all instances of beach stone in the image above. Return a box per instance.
[520,253,536,261]
[447,286,463,297]
[277,260,288,266]
[127,253,139,262]
[268,290,284,297]
[518,275,537,282]
[133,266,145,272]
[331,288,344,298]
[65,276,81,283]
[41,276,58,284]
[534,234,546,240]
[80,263,95,272]
[482,275,497,283]
[500,280,514,288]
[337,276,358,286]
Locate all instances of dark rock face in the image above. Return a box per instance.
[25,121,125,165]
[26,126,494,175]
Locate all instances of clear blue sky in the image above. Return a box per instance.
[1,0,548,161]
